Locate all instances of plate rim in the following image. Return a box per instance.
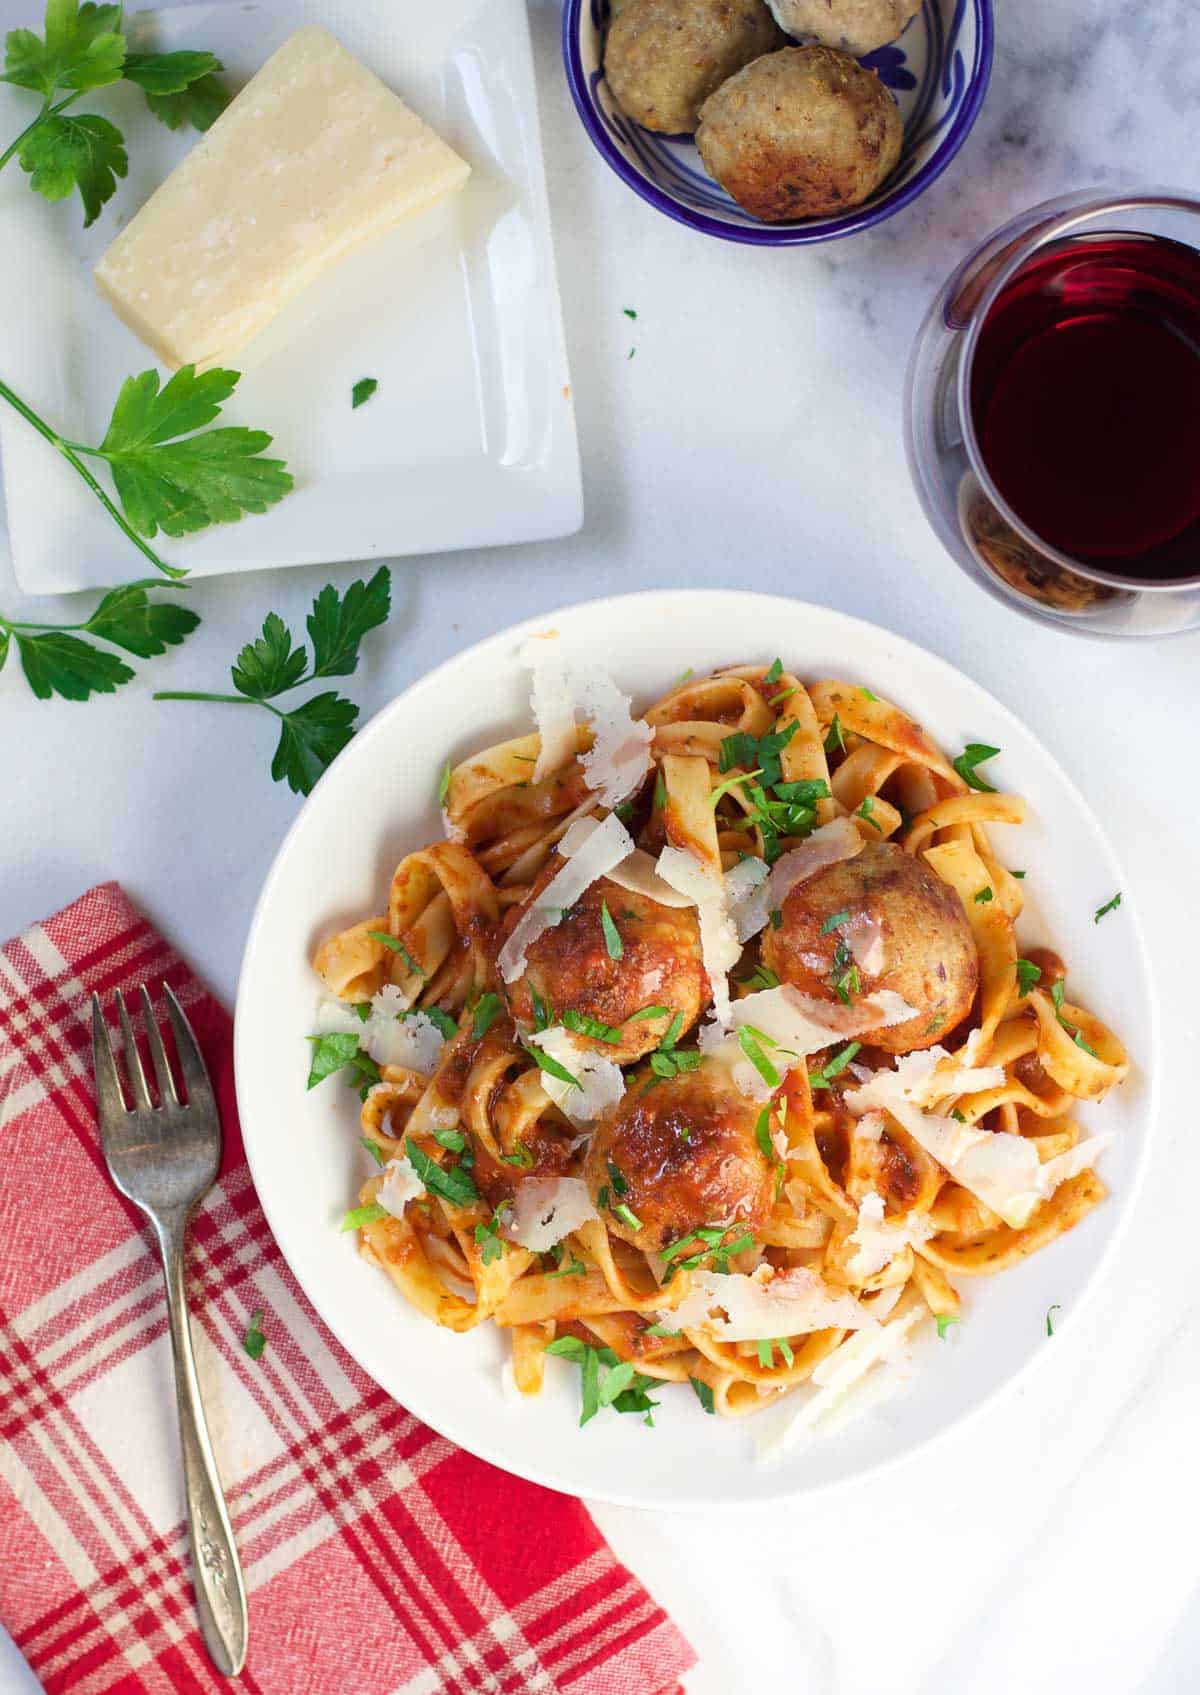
[235,588,1160,1508]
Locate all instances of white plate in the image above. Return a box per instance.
[0,0,581,595]
[235,591,1157,1508]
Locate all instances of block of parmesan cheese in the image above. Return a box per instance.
[94,25,471,369]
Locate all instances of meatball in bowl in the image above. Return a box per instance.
[562,0,993,245]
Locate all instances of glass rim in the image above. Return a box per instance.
[955,187,1200,594]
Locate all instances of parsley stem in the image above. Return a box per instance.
[0,374,184,580]
[153,691,268,707]
[0,91,83,175]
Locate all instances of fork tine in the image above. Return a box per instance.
[116,990,153,1111]
[139,985,179,1106]
[162,984,215,1112]
[91,993,128,1127]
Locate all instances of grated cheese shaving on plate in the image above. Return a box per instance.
[698,983,915,1099]
[530,1025,626,1125]
[846,1044,1006,1109]
[848,1068,1114,1228]
[656,845,741,1024]
[497,813,635,983]
[377,1155,424,1218]
[663,1265,873,1342]
[759,1300,928,1456]
[725,855,771,943]
[314,991,446,1072]
[845,914,885,976]
[574,665,654,808]
[506,1177,598,1251]
[845,1190,935,1280]
[766,816,862,910]
[521,632,578,783]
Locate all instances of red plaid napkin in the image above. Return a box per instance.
[0,883,695,1695]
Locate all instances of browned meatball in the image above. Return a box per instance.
[585,1065,774,1255]
[765,0,921,56]
[500,864,707,1063]
[605,0,783,136]
[696,46,902,221]
[760,840,978,1052]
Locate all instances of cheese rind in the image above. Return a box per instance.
[94,25,471,368]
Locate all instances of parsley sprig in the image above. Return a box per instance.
[0,577,198,702]
[0,365,291,581]
[1,2,229,226]
[546,1335,660,1426]
[155,568,391,794]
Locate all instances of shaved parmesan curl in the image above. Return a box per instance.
[664,1265,872,1342]
[575,666,653,808]
[497,813,634,983]
[725,855,771,943]
[506,1177,598,1251]
[656,845,741,1025]
[761,1301,927,1457]
[531,1026,626,1126]
[378,1156,424,1218]
[699,984,916,1099]
[521,632,577,783]
[845,1191,935,1280]
[767,817,862,910]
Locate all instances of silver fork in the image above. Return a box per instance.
[91,984,248,1678]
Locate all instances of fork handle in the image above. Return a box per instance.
[156,1218,249,1677]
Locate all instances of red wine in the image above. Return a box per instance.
[969,232,1200,581]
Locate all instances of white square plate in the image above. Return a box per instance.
[0,0,582,594]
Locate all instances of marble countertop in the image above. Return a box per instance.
[3,2,1200,1691]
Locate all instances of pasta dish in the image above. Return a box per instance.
[307,638,1129,1449]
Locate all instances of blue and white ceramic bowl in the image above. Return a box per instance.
[562,0,994,245]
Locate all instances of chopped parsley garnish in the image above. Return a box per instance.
[613,800,634,824]
[643,1323,681,1338]
[768,686,797,706]
[306,1032,381,1097]
[1013,869,1026,879]
[831,938,860,1006]
[351,377,378,409]
[764,657,783,685]
[769,908,783,931]
[471,991,503,1040]
[623,306,637,320]
[600,899,624,960]
[708,767,763,809]
[606,1160,629,1198]
[754,1104,781,1165]
[432,1126,466,1153]
[739,963,780,992]
[953,742,1001,793]
[823,714,845,755]
[820,909,851,936]
[474,1208,506,1265]
[974,886,994,904]
[501,1142,534,1169]
[613,1202,643,1231]
[1016,958,1042,996]
[659,1010,684,1050]
[756,1337,794,1368]
[524,1041,580,1090]
[936,1314,962,1340]
[340,1201,388,1232]
[361,1136,386,1166]
[950,1108,967,1123]
[423,1006,458,1040]
[1046,1303,1062,1337]
[860,687,879,702]
[1094,892,1122,923]
[563,1009,622,1044]
[242,1309,266,1360]
[546,1336,660,1426]
[627,1003,670,1023]
[405,1137,479,1208]
[689,1375,715,1414]
[437,759,451,805]
[530,987,554,1031]
[738,1024,780,1089]
[352,1001,371,1023]
[718,720,797,789]
[856,795,883,832]
[673,667,694,688]
[649,1048,702,1079]
[654,770,667,810]
[661,1223,754,1278]
[367,930,423,976]
[808,1041,861,1092]
[1047,978,1099,1056]
[547,1252,587,1279]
